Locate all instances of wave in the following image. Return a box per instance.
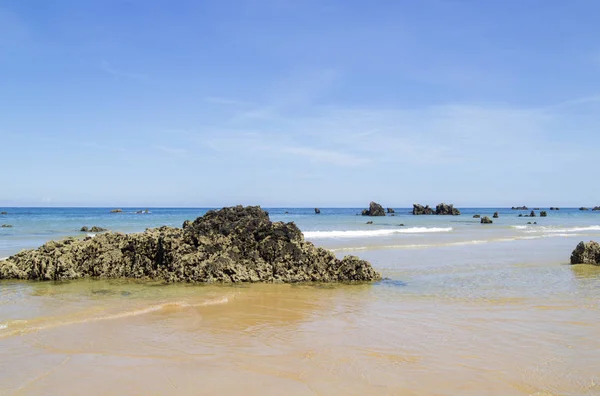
[0,296,230,339]
[522,225,600,234]
[304,227,453,239]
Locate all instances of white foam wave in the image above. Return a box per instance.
[0,324,7,330]
[304,227,453,239]
[524,225,600,234]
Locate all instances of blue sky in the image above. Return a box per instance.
[1,0,600,207]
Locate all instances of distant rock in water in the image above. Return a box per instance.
[1,224,12,228]
[570,241,600,265]
[533,208,540,210]
[0,211,7,215]
[540,211,547,217]
[314,208,320,214]
[530,210,536,217]
[361,201,385,216]
[412,204,434,215]
[593,206,600,211]
[413,203,459,215]
[473,214,481,219]
[387,208,395,214]
[0,206,381,283]
[580,207,589,211]
[436,203,460,215]
[80,226,107,233]
[366,221,374,224]
[110,209,123,213]
[518,214,523,217]
[550,207,560,210]
[512,206,528,210]
[481,216,493,224]
[493,212,499,218]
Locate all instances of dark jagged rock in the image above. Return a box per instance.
[110,209,123,213]
[493,212,499,218]
[314,208,320,214]
[550,207,560,210]
[387,208,395,214]
[480,216,493,224]
[570,241,600,265]
[361,201,385,216]
[366,221,373,224]
[412,204,433,215]
[580,207,589,211]
[473,214,481,218]
[435,203,461,215]
[593,207,600,211]
[518,214,523,217]
[540,211,547,217]
[399,224,405,227]
[1,224,13,228]
[0,206,381,283]
[530,210,536,217]
[512,206,528,210]
[0,212,7,215]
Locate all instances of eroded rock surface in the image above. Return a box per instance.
[0,206,381,283]
[570,241,600,265]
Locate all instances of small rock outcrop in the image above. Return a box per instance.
[80,226,108,233]
[0,211,7,215]
[314,208,320,214]
[493,212,499,218]
[473,214,481,219]
[540,211,547,217]
[366,221,373,224]
[362,202,385,216]
[593,207,600,211]
[518,214,523,217]
[530,210,536,217]
[110,209,123,213]
[436,203,460,215]
[413,204,434,215]
[1,224,12,228]
[550,207,560,210]
[0,206,381,283]
[481,217,493,224]
[570,241,600,265]
[580,207,589,211]
[512,206,528,210]
[387,208,395,214]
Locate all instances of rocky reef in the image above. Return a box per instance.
[480,216,493,224]
[570,241,600,265]
[413,203,460,215]
[362,202,386,216]
[0,206,381,283]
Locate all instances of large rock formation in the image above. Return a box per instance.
[481,216,493,224]
[0,206,381,283]
[412,204,434,215]
[413,203,460,215]
[436,203,460,215]
[361,201,385,216]
[570,241,600,265]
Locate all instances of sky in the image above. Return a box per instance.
[1,0,600,207]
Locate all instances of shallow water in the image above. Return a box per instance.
[1,208,600,395]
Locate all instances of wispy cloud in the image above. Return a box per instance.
[100,60,148,81]
[156,145,188,157]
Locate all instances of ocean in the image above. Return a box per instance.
[1,207,600,395]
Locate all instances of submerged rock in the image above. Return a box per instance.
[0,211,7,215]
[0,206,381,283]
[1,224,12,228]
[540,211,547,217]
[570,241,600,265]
[80,226,107,233]
[314,208,320,214]
[518,214,523,217]
[473,214,481,218]
[481,216,493,224]
[366,221,373,225]
[387,208,395,214]
[110,209,123,213]
[493,211,499,218]
[361,201,385,216]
